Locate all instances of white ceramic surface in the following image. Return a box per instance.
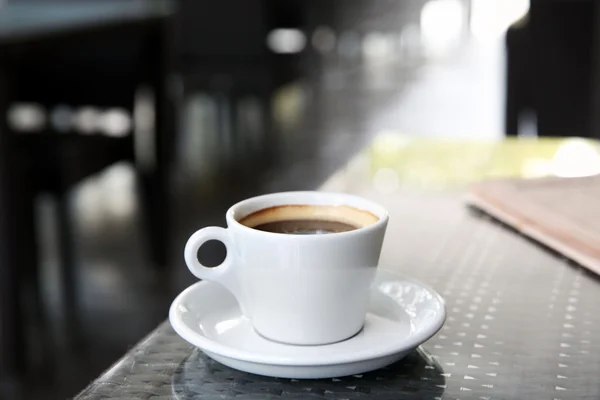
[184,191,389,345]
[169,269,446,379]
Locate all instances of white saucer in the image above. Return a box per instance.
[169,269,446,379]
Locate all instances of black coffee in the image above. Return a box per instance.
[238,204,378,235]
[252,219,359,235]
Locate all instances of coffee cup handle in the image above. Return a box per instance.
[184,227,248,316]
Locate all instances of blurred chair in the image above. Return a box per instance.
[0,1,176,382]
[505,0,595,137]
[177,0,311,176]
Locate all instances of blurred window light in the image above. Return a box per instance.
[100,108,131,137]
[420,0,465,57]
[272,83,306,129]
[470,0,530,42]
[521,158,551,178]
[373,167,400,194]
[50,104,74,133]
[312,26,336,54]
[102,163,134,191]
[7,103,46,132]
[237,96,263,149]
[517,110,538,137]
[73,106,100,134]
[180,93,219,177]
[266,28,306,54]
[337,30,362,58]
[551,139,600,178]
[100,163,136,219]
[362,32,394,60]
[73,177,104,233]
[399,24,422,59]
[134,86,155,171]
[373,131,411,154]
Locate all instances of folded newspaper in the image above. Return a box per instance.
[467,175,600,275]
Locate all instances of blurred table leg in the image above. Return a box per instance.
[138,18,176,269]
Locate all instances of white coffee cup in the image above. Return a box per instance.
[184,191,389,345]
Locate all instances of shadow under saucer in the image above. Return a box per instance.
[171,346,446,399]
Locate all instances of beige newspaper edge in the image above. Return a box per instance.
[466,180,600,276]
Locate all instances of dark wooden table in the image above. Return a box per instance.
[74,136,600,399]
[0,0,176,387]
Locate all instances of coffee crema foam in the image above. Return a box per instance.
[239,205,379,230]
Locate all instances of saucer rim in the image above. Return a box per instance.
[169,269,446,366]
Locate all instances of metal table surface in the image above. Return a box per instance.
[75,137,600,400]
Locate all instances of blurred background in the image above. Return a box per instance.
[0,0,594,398]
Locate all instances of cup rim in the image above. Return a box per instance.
[225,191,389,239]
